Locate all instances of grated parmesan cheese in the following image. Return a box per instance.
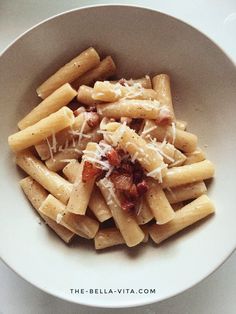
[146,163,168,183]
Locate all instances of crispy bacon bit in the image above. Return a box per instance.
[119,160,133,174]
[133,161,144,183]
[73,107,85,116]
[82,161,102,182]
[136,180,148,195]
[106,148,121,166]
[128,184,139,199]
[110,173,132,191]
[121,199,136,211]
[87,112,100,128]
[155,107,173,125]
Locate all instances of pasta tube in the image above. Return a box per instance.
[110,76,152,89]
[88,186,112,222]
[35,112,94,160]
[175,119,187,131]
[152,74,175,117]
[39,194,99,238]
[37,47,100,99]
[8,107,74,152]
[62,159,81,183]
[94,226,148,250]
[92,81,158,102]
[16,150,72,204]
[66,142,99,215]
[143,120,198,153]
[184,148,206,165]
[146,178,175,224]
[63,160,112,222]
[165,181,207,204]
[20,177,74,243]
[97,178,144,247]
[73,56,116,89]
[18,83,77,130]
[146,140,186,167]
[162,160,215,188]
[104,122,167,181]
[136,198,154,225]
[97,99,173,121]
[149,195,215,244]
[45,127,102,172]
[77,85,100,106]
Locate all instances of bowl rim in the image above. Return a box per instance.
[0,3,236,309]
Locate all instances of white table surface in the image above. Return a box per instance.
[0,1,235,313]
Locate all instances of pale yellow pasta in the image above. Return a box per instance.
[63,160,112,222]
[94,226,149,250]
[97,99,173,121]
[72,56,116,89]
[143,120,198,153]
[110,76,152,89]
[136,198,154,225]
[9,49,216,252]
[66,142,99,215]
[16,150,72,204]
[146,178,175,224]
[62,159,81,183]
[35,112,94,160]
[45,127,102,172]
[39,194,99,239]
[162,160,215,188]
[77,85,100,106]
[8,107,74,152]
[104,122,167,181]
[88,186,112,222]
[20,177,74,243]
[149,195,215,244]
[152,74,175,118]
[184,148,206,165]
[37,47,100,99]
[175,119,187,131]
[97,178,144,247]
[152,141,186,167]
[18,83,77,130]
[92,81,158,102]
[165,181,207,204]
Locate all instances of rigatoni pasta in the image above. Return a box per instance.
[9,47,215,251]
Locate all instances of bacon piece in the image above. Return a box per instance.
[133,161,144,183]
[86,112,100,128]
[119,160,133,174]
[121,199,136,211]
[128,184,139,199]
[110,172,132,190]
[82,161,102,182]
[106,148,121,166]
[136,180,148,195]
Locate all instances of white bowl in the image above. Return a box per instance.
[0,5,236,308]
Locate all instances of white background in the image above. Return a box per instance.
[0,1,235,313]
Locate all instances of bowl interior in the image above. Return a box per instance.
[0,5,236,308]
